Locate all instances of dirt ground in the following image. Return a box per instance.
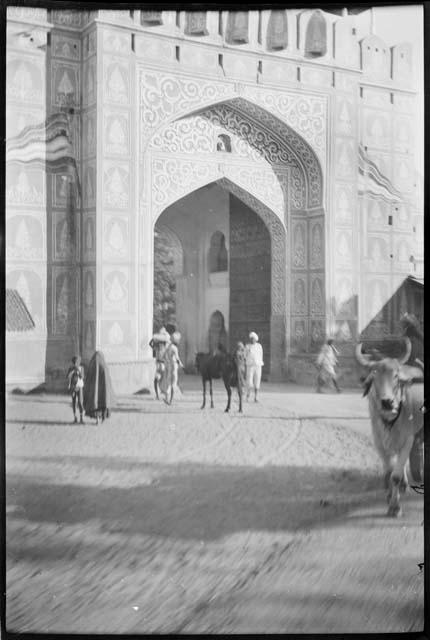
[6,379,424,634]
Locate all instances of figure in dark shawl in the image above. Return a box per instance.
[83,351,116,424]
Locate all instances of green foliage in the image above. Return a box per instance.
[153,232,177,332]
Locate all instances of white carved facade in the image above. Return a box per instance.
[6,7,423,389]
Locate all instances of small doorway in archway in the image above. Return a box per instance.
[229,194,271,376]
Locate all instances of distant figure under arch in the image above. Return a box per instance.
[209,231,228,272]
[208,310,228,354]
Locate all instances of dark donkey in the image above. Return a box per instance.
[195,344,246,413]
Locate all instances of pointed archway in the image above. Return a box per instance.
[153,179,286,378]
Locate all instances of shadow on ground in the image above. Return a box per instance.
[6,456,413,546]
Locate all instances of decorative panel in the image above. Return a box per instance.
[51,62,80,108]
[335,229,353,266]
[51,34,81,60]
[103,216,129,259]
[103,267,130,313]
[104,111,130,156]
[102,29,130,55]
[6,214,44,260]
[292,275,307,315]
[104,57,130,105]
[6,164,45,207]
[292,220,307,269]
[334,183,354,225]
[6,56,44,104]
[309,220,324,269]
[103,162,130,210]
[309,274,324,316]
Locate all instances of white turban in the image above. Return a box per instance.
[249,332,259,341]
[152,327,171,342]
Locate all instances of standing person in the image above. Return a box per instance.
[316,339,341,393]
[149,327,171,400]
[400,312,423,364]
[66,355,85,424]
[83,351,116,424]
[163,331,184,405]
[245,332,264,402]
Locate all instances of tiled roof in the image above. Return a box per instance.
[6,289,35,332]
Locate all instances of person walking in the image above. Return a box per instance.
[316,338,341,393]
[66,355,85,424]
[245,332,264,402]
[83,351,116,424]
[163,331,184,405]
[149,327,171,400]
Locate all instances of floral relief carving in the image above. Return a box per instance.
[52,35,80,60]
[151,159,220,220]
[140,73,323,207]
[150,106,305,210]
[51,10,83,27]
[310,276,324,315]
[309,221,323,269]
[7,167,44,205]
[140,72,236,135]
[103,268,129,312]
[7,215,43,260]
[7,59,44,104]
[240,86,326,154]
[103,164,130,209]
[293,277,307,315]
[224,164,285,222]
[293,222,306,268]
[105,61,129,105]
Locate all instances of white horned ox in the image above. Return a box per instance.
[356,338,424,517]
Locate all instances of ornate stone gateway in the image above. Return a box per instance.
[229,195,271,376]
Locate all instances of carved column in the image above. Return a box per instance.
[46,9,83,387]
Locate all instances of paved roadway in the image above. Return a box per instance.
[6,378,424,634]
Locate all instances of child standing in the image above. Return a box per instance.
[67,355,85,423]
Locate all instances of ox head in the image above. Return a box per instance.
[355,338,412,420]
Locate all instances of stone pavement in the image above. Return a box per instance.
[5,378,424,634]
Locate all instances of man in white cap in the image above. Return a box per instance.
[245,331,264,402]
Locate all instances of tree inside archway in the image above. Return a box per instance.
[153,230,177,332]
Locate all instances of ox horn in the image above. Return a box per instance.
[398,337,412,365]
[355,343,374,367]
[415,358,424,371]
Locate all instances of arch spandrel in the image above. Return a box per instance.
[140,69,326,198]
[150,158,287,226]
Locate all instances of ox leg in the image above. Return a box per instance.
[154,377,159,400]
[224,381,231,413]
[371,418,394,490]
[387,434,414,517]
[201,379,206,410]
[210,379,214,409]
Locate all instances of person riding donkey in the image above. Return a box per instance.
[149,327,171,400]
[162,331,184,405]
[66,355,85,424]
